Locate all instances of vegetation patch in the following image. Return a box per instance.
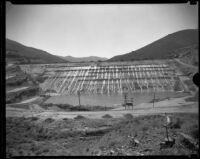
[44,118,55,123]
[190,128,199,140]
[102,114,113,119]
[74,115,86,120]
[6,113,198,156]
[123,113,134,120]
[170,117,183,129]
[27,116,39,121]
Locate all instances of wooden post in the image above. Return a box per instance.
[153,87,156,108]
[131,98,134,110]
[123,87,128,110]
[165,125,169,141]
[124,94,127,110]
[77,90,81,106]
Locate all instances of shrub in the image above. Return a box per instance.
[62,118,69,121]
[124,113,134,120]
[109,140,119,147]
[171,118,184,129]
[28,117,39,121]
[57,104,73,110]
[133,118,140,124]
[102,114,113,119]
[44,118,55,123]
[71,106,90,111]
[74,115,86,120]
[86,148,89,152]
[181,138,196,150]
[142,126,148,132]
[190,128,199,139]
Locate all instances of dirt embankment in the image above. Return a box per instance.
[6,86,40,104]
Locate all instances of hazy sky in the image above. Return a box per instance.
[6,3,198,58]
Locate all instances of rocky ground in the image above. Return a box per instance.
[6,113,199,156]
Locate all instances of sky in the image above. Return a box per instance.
[6,3,198,58]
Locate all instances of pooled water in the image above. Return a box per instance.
[45,91,189,107]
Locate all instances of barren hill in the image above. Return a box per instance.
[6,39,68,64]
[108,29,198,62]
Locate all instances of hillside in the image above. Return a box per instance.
[59,55,108,62]
[174,44,198,66]
[108,29,198,62]
[6,39,68,64]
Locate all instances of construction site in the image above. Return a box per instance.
[21,61,183,96]
[6,58,199,157]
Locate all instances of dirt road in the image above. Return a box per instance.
[174,58,198,70]
[6,96,198,120]
[7,86,29,93]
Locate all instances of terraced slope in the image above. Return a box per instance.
[6,64,41,104]
[40,62,183,95]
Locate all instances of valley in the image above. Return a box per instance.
[5,29,198,156]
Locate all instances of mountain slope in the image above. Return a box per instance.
[59,55,108,62]
[174,44,198,66]
[6,39,68,64]
[108,29,198,61]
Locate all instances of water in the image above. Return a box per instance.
[45,91,189,107]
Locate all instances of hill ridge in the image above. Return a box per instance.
[108,29,198,61]
[6,39,68,64]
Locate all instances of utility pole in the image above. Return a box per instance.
[123,87,128,110]
[77,90,81,106]
[153,86,156,108]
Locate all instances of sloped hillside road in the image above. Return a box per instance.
[174,58,198,70]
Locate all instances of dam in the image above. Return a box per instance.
[39,62,184,96]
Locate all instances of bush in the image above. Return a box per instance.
[124,113,134,120]
[62,118,69,121]
[181,138,196,150]
[44,118,55,123]
[142,126,148,132]
[190,128,199,139]
[71,106,90,111]
[133,118,140,124]
[171,118,183,129]
[102,114,113,119]
[74,115,86,120]
[28,117,39,121]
